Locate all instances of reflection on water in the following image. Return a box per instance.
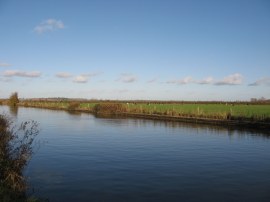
[3,105,269,137]
[1,106,270,202]
[65,110,83,116]
[94,113,270,138]
[8,105,19,117]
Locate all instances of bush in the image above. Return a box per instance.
[67,102,80,111]
[0,114,39,201]
[93,103,127,114]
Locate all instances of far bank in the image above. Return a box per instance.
[1,99,270,131]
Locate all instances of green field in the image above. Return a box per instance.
[127,103,270,119]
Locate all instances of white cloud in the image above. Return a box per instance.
[0,62,11,67]
[249,77,270,86]
[166,74,243,86]
[34,19,65,34]
[81,72,102,77]
[117,74,137,83]
[72,72,101,83]
[73,75,88,83]
[3,70,41,78]
[215,73,243,85]
[167,76,193,85]
[197,77,214,84]
[73,72,101,83]
[56,72,72,78]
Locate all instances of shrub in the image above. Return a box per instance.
[67,102,80,111]
[93,103,127,114]
[0,114,39,201]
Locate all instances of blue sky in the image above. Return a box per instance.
[0,0,269,100]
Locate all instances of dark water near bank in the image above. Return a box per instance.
[1,106,270,202]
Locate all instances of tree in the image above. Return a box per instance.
[9,92,19,106]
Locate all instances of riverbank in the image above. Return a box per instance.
[1,100,269,130]
[118,112,270,131]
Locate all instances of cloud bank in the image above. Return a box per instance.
[214,73,243,85]
[166,74,243,86]
[167,76,193,85]
[0,62,11,67]
[56,72,72,78]
[73,75,88,83]
[147,78,158,83]
[34,19,65,34]
[249,77,270,86]
[117,74,137,83]
[72,72,101,83]
[3,70,41,78]
[197,77,214,84]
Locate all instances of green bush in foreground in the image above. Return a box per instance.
[0,114,39,201]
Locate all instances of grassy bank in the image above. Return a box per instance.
[1,98,269,129]
[12,100,270,122]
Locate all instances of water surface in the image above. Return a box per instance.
[1,106,270,202]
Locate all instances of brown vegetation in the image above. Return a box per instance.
[0,114,39,201]
[93,103,127,114]
[67,102,80,111]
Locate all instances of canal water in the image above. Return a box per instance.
[1,106,270,202]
